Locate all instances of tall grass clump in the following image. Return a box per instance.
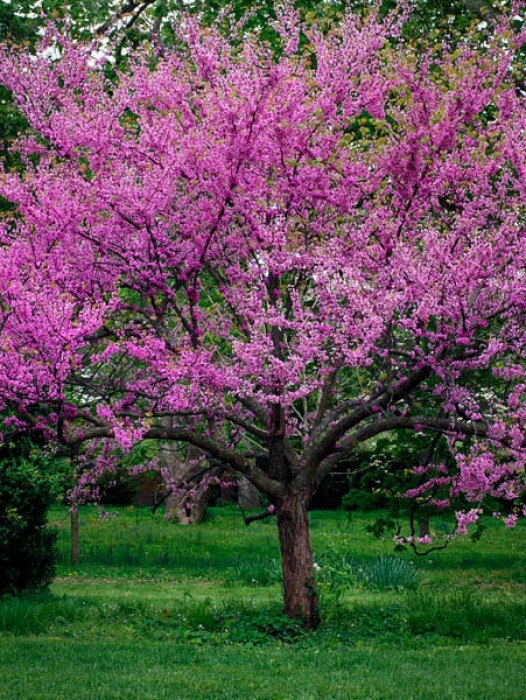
[355,556,418,591]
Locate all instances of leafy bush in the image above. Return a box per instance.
[0,451,58,595]
[218,609,308,645]
[343,433,454,515]
[315,554,355,604]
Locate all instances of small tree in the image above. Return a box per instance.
[0,442,59,595]
[1,8,526,626]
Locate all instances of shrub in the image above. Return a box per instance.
[0,453,58,595]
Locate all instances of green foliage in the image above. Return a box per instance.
[310,471,350,509]
[345,431,451,507]
[354,555,418,591]
[216,608,308,645]
[97,468,140,506]
[0,445,60,595]
[0,592,84,634]
[343,429,519,548]
[343,431,460,546]
[227,557,282,587]
[0,592,305,645]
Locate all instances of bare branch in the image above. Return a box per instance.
[95,0,157,37]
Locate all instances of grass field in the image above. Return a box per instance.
[1,505,525,699]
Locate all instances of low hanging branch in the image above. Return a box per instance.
[239,504,276,527]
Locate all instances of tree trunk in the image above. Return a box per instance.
[238,476,262,510]
[418,516,430,538]
[159,439,212,525]
[164,484,211,524]
[70,507,79,565]
[277,493,320,630]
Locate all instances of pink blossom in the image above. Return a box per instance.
[455,509,481,535]
[504,514,519,528]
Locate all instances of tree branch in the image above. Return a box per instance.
[302,365,431,480]
[95,0,157,37]
[313,414,489,488]
[69,423,286,499]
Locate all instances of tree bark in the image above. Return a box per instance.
[238,476,262,510]
[277,493,320,630]
[160,440,213,525]
[164,481,211,524]
[418,516,430,537]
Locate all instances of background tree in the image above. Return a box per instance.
[343,432,466,545]
[1,7,526,627]
[0,436,64,595]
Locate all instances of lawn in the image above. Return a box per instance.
[0,506,525,699]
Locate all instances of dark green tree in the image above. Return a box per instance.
[0,438,62,595]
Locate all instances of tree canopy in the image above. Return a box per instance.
[1,4,526,625]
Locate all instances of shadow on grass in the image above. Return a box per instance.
[2,587,525,646]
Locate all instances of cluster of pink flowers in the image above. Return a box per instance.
[455,509,482,536]
[0,7,524,532]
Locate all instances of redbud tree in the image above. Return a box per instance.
[1,8,526,627]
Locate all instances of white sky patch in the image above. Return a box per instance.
[40,44,62,61]
[87,37,116,67]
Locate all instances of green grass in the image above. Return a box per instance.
[1,505,525,699]
[0,639,525,700]
[51,505,284,583]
